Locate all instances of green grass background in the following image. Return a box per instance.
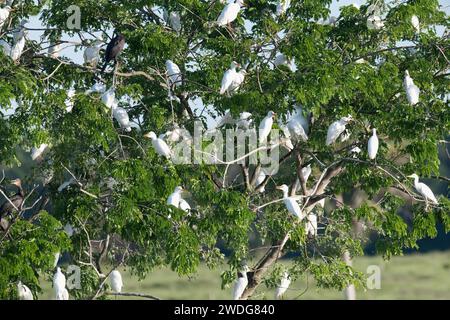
[38,251,450,300]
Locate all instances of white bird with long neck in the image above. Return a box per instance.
[83,39,102,67]
[53,267,66,295]
[287,106,309,142]
[407,174,438,205]
[0,5,12,29]
[217,0,245,27]
[368,128,379,160]
[403,70,420,105]
[305,213,318,236]
[411,15,420,33]
[166,60,182,87]
[220,61,240,95]
[144,131,172,158]
[233,265,249,300]
[295,164,312,192]
[31,143,48,161]
[167,186,184,208]
[113,106,132,132]
[169,11,181,32]
[10,31,26,62]
[326,115,353,145]
[17,281,33,300]
[102,87,117,109]
[259,111,276,144]
[229,69,247,93]
[275,272,291,299]
[276,184,305,220]
[110,270,123,293]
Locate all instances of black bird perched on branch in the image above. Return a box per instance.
[100,32,125,74]
[0,179,24,230]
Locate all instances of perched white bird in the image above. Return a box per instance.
[350,146,362,158]
[326,115,353,145]
[236,112,252,130]
[48,41,61,58]
[273,54,293,71]
[232,265,249,300]
[56,287,69,300]
[259,111,276,144]
[411,15,420,33]
[280,124,294,150]
[217,0,245,27]
[255,170,266,192]
[163,126,184,143]
[31,143,48,161]
[10,33,26,62]
[101,87,117,109]
[167,186,183,208]
[85,81,106,95]
[403,70,420,106]
[407,174,438,205]
[179,198,191,213]
[53,267,66,294]
[276,0,291,16]
[220,61,240,95]
[17,282,33,300]
[275,272,291,299]
[65,88,76,112]
[0,39,11,56]
[216,109,235,127]
[296,164,312,192]
[83,39,102,67]
[287,107,308,141]
[367,15,384,30]
[110,270,123,293]
[169,11,181,32]
[113,106,132,132]
[305,213,318,236]
[58,177,76,192]
[276,184,305,220]
[0,5,12,29]
[228,69,247,93]
[12,20,27,43]
[166,59,182,87]
[144,131,172,158]
[367,128,379,160]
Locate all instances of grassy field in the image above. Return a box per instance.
[39,251,450,300]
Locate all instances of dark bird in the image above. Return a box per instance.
[100,33,125,74]
[0,179,25,230]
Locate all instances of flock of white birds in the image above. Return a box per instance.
[2,0,440,301]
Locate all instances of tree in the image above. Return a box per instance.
[0,0,449,300]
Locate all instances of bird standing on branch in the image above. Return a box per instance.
[101,32,125,74]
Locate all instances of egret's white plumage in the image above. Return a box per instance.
[220,61,239,95]
[232,265,249,300]
[179,198,191,213]
[53,267,66,294]
[276,0,290,16]
[167,186,183,208]
[10,34,26,62]
[368,128,379,160]
[166,60,182,87]
[367,15,384,30]
[276,184,305,220]
[287,107,308,141]
[259,111,276,143]
[102,87,117,109]
[228,69,247,93]
[403,70,420,106]
[275,272,291,299]
[280,124,294,150]
[56,287,69,300]
[411,15,420,33]
[169,12,181,32]
[296,164,312,192]
[0,6,12,29]
[17,282,33,300]
[31,143,48,160]
[85,82,106,95]
[48,41,61,58]
[255,170,266,192]
[408,174,438,205]
[110,270,123,293]
[113,106,132,132]
[83,39,102,67]
[305,213,318,236]
[53,252,60,268]
[217,0,244,27]
[65,87,76,112]
[144,131,172,158]
[326,115,352,145]
[0,39,11,56]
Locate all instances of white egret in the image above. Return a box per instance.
[232,265,249,300]
[85,82,106,95]
[276,184,305,220]
[296,164,312,192]
[10,32,26,62]
[255,170,266,193]
[17,281,33,300]
[275,272,291,299]
[65,87,76,112]
[259,111,276,144]
[217,0,245,27]
[179,198,191,214]
[276,0,290,16]
[236,112,252,130]
[144,131,172,158]
[110,270,123,293]
[280,124,294,151]
[12,20,27,43]
[305,213,318,236]
[167,186,183,208]
[411,15,420,33]
[53,267,66,294]
[407,174,438,205]
[102,87,116,109]
[31,143,48,161]
[403,70,420,106]
[0,5,11,29]
[367,15,384,30]
[83,39,102,67]
[287,107,308,142]
[169,12,181,32]
[367,128,379,160]
[56,287,69,300]
[220,61,239,95]
[48,40,61,59]
[326,115,353,145]
[0,39,11,56]
[113,106,132,132]
[273,54,293,71]
[229,69,247,93]
[166,60,182,87]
